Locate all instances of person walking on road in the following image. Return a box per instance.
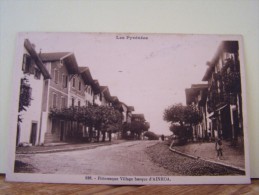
[215,138,223,160]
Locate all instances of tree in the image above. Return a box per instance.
[18,77,33,122]
[122,120,149,140]
[163,103,185,126]
[17,77,33,146]
[163,103,202,140]
[92,105,122,142]
[130,121,146,139]
[143,131,159,140]
[49,105,123,142]
[164,103,202,126]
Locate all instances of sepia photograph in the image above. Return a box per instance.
[7,32,249,185]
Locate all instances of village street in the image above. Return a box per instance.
[15,140,244,176]
[15,141,176,176]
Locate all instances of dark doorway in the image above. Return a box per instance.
[30,122,37,146]
[60,121,65,141]
[221,107,232,140]
[16,123,21,146]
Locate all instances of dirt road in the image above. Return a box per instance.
[15,141,177,176]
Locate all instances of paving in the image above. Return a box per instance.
[147,141,244,176]
[16,139,127,154]
[15,141,176,176]
[171,140,245,172]
[16,138,246,174]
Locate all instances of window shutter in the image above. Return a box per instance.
[22,54,31,74]
[22,54,26,71]
[29,59,35,74]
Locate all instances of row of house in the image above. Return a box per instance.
[185,41,243,143]
[16,39,147,146]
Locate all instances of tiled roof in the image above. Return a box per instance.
[40,52,78,74]
[100,86,108,92]
[40,52,71,62]
[191,84,208,89]
[79,66,94,85]
[111,96,119,102]
[127,106,135,112]
[78,67,88,73]
[185,84,208,105]
[92,80,101,94]
[132,114,145,120]
[100,86,114,102]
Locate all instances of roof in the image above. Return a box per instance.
[92,80,101,94]
[111,96,119,103]
[100,86,108,93]
[24,39,51,79]
[40,52,78,74]
[100,86,113,102]
[185,84,208,105]
[119,102,128,112]
[202,41,239,81]
[79,66,94,85]
[191,84,208,89]
[127,106,135,112]
[132,114,145,121]
[40,52,71,62]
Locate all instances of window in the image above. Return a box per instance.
[78,101,81,107]
[61,97,66,109]
[72,77,76,88]
[79,81,82,91]
[34,68,41,80]
[53,93,57,108]
[54,69,59,84]
[30,122,37,146]
[62,75,68,88]
[22,54,31,73]
[22,54,35,74]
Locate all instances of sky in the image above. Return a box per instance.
[18,32,229,135]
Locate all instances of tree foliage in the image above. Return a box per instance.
[122,120,149,140]
[18,77,33,122]
[169,124,192,139]
[49,105,123,142]
[163,103,202,126]
[143,131,159,140]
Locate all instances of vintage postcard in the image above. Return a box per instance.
[6,32,250,184]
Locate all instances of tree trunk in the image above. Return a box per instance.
[97,129,100,142]
[16,122,21,146]
[108,131,112,142]
[77,120,80,140]
[89,125,93,142]
[131,131,134,140]
[102,131,106,142]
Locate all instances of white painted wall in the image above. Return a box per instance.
[17,47,45,146]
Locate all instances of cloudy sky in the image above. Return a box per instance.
[18,32,233,135]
